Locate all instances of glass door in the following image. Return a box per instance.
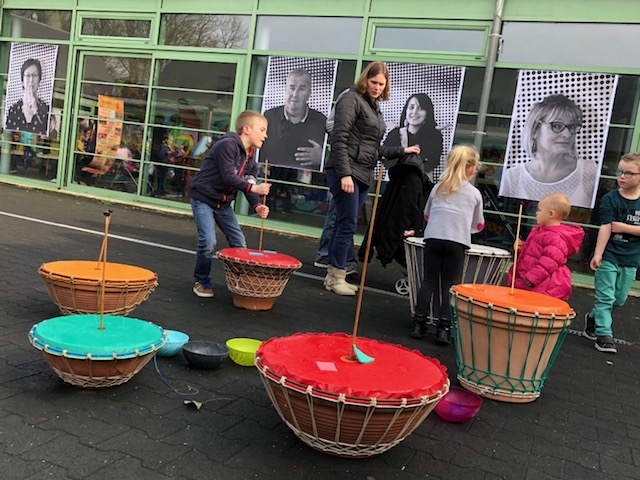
[67,50,152,194]
[67,49,243,202]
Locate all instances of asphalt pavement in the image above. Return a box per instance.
[0,182,638,480]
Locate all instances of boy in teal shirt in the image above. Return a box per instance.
[584,152,640,353]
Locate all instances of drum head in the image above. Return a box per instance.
[452,284,574,316]
[217,248,301,269]
[467,244,510,257]
[39,261,157,283]
[30,315,165,359]
[404,237,425,247]
[257,333,448,400]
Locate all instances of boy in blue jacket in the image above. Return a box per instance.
[189,110,271,298]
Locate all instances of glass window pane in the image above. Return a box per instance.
[156,60,236,92]
[160,14,250,49]
[255,16,362,55]
[602,127,635,176]
[83,55,151,85]
[1,10,72,40]
[373,27,485,55]
[610,76,639,125]
[151,89,233,133]
[81,18,151,39]
[500,22,640,69]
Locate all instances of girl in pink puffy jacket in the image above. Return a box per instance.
[507,193,585,300]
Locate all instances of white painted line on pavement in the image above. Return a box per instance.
[0,210,195,255]
[0,210,406,299]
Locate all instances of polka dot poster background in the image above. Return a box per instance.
[261,56,337,116]
[377,63,465,181]
[3,42,58,135]
[260,56,337,171]
[502,69,618,169]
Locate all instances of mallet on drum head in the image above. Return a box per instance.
[510,202,524,295]
[258,160,268,251]
[344,164,387,364]
[98,210,112,330]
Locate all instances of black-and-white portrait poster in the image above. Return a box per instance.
[3,42,58,137]
[378,63,466,182]
[499,70,618,209]
[260,56,338,172]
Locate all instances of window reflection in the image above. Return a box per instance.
[255,16,362,55]
[373,26,485,54]
[1,10,72,40]
[161,14,250,49]
[81,18,151,38]
[83,55,151,86]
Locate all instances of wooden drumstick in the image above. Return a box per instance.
[510,202,523,295]
[349,164,385,363]
[258,160,268,251]
[99,210,112,330]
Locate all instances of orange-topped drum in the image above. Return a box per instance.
[450,284,575,403]
[38,260,158,316]
[216,248,301,311]
[256,333,449,457]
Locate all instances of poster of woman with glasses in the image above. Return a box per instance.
[499,70,618,209]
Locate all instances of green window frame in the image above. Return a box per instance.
[366,19,491,63]
[75,12,156,45]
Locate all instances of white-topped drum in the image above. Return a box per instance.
[403,238,511,317]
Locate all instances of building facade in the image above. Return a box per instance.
[1,0,639,289]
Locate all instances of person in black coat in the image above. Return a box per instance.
[359,154,433,268]
[322,61,420,296]
[359,93,441,267]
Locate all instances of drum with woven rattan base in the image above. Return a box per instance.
[255,333,449,458]
[29,314,165,388]
[450,284,574,403]
[38,260,158,316]
[217,248,301,311]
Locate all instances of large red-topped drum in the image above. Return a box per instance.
[255,333,449,458]
[216,248,301,310]
[38,260,158,316]
[450,284,574,403]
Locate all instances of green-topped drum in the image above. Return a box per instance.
[29,314,165,388]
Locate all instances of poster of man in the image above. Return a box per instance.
[3,42,58,137]
[499,70,619,209]
[260,56,337,172]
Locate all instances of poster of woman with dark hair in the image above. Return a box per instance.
[499,70,618,209]
[3,43,58,137]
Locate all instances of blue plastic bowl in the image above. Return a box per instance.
[156,330,190,357]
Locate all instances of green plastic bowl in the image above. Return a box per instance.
[226,338,262,367]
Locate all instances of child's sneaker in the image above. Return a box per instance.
[193,281,214,298]
[594,335,617,354]
[583,312,596,340]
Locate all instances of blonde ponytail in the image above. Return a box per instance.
[436,145,481,198]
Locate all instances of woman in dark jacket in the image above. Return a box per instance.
[323,61,420,296]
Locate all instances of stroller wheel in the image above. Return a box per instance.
[395,277,409,296]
